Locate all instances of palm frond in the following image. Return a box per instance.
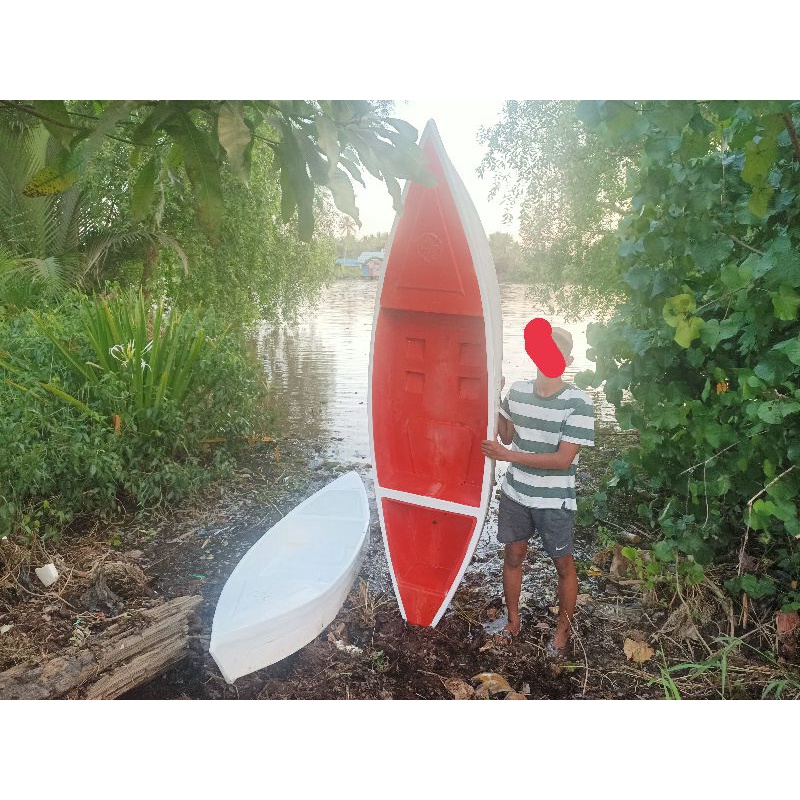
[153,231,190,277]
[0,122,56,259]
[81,229,153,280]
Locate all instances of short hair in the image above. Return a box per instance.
[551,327,573,357]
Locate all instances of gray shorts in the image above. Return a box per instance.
[497,491,575,560]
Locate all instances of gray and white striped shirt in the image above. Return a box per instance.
[499,381,595,510]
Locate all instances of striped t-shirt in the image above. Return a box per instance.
[499,381,595,510]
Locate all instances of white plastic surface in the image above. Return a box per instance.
[209,471,370,683]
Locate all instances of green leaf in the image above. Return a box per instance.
[314,115,340,179]
[279,166,296,223]
[653,539,677,562]
[603,101,649,140]
[131,103,180,145]
[770,286,800,320]
[275,121,315,241]
[32,100,74,147]
[22,163,80,196]
[741,249,775,280]
[131,156,158,221]
[720,263,752,292]
[344,128,384,180]
[217,101,252,183]
[725,573,776,600]
[663,293,696,327]
[741,135,779,186]
[674,316,703,348]
[716,473,731,497]
[748,183,774,218]
[385,117,419,142]
[753,360,776,383]
[296,133,329,184]
[325,168,361,225]
[718,314,743,342]
[384,173,403,212]
[338,155,366,187]
[691,237,734,271]
[167,114,223,242]
[772,336,800,365]
[703,422,727,449]
[650,101,696,134]
[755,401,799,424]
[573,369,596,390]
[699,319,721,349]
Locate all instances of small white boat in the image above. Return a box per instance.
[209,471,370,683]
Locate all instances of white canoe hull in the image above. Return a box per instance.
[209,471,370,683]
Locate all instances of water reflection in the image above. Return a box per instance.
[256,280,613,464]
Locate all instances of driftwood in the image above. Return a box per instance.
[0,595,202,700]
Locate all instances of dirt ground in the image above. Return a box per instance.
[2,432,797,700]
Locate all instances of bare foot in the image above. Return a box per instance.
[494,618,520,645]
[504,616,521,636]
[552,621,571,652]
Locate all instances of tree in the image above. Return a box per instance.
[487,231,523,281]
[0,119,82,306]
[478,101,636,318]
[575,100,800,608]
[333,231,390,259]
[0,118,182,309]
[149,140,338,322]
[0,100,434,245]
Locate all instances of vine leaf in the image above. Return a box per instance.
[674,316,703,348]
[772,336,800,365]
[770,286,800,321]
[663,293,696,327]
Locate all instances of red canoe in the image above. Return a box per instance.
[368,120,503,627]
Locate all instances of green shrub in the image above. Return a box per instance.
[0,290,269,538]
[575,101,800,610]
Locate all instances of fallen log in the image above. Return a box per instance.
[0,595,202,700]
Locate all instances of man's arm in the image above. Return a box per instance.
[497,412,514,445]
[481,438,581,471]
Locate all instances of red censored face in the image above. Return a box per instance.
[523,318,566,378]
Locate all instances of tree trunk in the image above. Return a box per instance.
[0,595,202,700]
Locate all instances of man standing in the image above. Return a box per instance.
[481,326,594,655]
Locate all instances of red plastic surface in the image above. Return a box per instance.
[371,124,490,626]
[381,499,477,627]
[378,135,483,318]
[372,309,487,506]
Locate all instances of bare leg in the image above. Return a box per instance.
[503,541,528,635]
[552,554,577,651]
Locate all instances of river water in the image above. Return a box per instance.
[255,279,614,471]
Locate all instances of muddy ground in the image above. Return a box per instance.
[1,431,797,700]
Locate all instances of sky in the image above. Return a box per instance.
[352,100,519,238]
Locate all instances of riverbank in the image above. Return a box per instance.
[3,428,795,700]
